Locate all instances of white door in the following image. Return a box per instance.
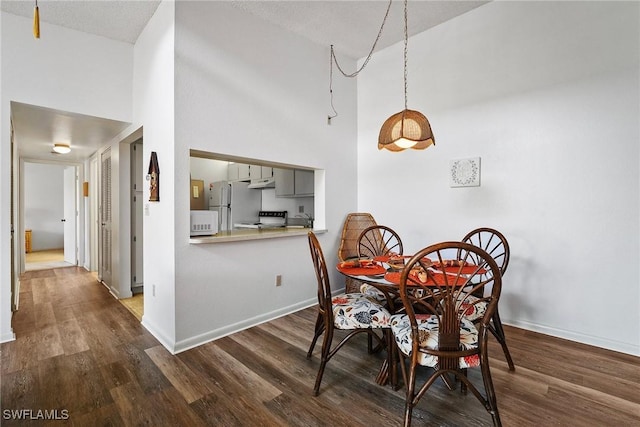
[99,149,112,286]
[63,166,77,265]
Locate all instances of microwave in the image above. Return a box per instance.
[190,210,218,236]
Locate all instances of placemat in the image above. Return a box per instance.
[384,271,469,286]
[337,263,386,276]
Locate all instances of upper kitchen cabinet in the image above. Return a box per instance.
[238,164,251,181]
[249,165,273,180]
[274,168,314,197]
[228,163,272,182]
[261,166,273,179]
[228,163,251,181]
[227,163,238,181]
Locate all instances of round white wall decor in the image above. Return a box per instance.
[449,157,480,187]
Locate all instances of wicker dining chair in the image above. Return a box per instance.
[338,213,378,293]
[306,232,392,396]
[461,227,515,371]
[357,225,403,304]
[390,241,503,427]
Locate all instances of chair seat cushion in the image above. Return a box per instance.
[460,295,488,321]
[332,294,391,330]
[359,283,388,303]
[390,314,480,368]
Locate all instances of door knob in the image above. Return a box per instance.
[61,219,66,222]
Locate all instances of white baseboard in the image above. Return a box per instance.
[171,297,318,354]
[141,316,176,354]
[0,331,16,343]
[506,318,639,357]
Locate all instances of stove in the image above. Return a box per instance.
[234,211,287,230]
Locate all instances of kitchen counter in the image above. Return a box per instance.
[189,227,326,244]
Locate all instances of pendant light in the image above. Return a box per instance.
[378,0,435,152]
[33,0,40,39]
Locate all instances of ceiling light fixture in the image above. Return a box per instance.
[378,0,435,152]
[33,0,40,39]
[53,143,71,154]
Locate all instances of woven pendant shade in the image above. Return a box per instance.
[378,109,435,152]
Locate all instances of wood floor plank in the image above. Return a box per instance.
[30,278,51,305]
[189,390,283,426]
[0,368,40,423]
[63,351,114,414]
[34,302,57,329]
[117,342,172,395]
[109,381,159,426]
[193,343,283,402]
[99,361,134,390]
[145,387,208,427]
[72,403,125,427]
[262,392,361,427]
[2,330,40,373]
[145,345,216,404]
[51,304,76,323]
[57,317,90,355]
[36,324,64,361]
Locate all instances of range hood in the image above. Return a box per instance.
[247,177,276,189]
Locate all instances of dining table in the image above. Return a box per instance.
[336,255,484,387]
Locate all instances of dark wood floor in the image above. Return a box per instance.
[2,267,639,426]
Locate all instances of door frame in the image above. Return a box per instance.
[63,165,78,265]
[18,158,84,274]
[89,154,99,271]
[130,139,144,294]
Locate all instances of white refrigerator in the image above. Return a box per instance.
[209,181,261,231]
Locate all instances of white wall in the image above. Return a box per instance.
[23,163,64,251]
[357,1,639,355]
[171,2,358,351]
[0,12,133,342]
[133,0,177,350]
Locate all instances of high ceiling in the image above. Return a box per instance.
[2,0,488,162]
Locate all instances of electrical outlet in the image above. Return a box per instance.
[298,205,304,213]
[152,284,156,296]
[275,275,282,287]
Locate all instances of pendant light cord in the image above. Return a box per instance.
[328,0,393,121]
[403,0,408,111]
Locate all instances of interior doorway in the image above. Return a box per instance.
[131,139,143,294]
[23,162,78,272]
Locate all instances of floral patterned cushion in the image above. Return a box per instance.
[359,283,388,303]
[390,314,480,368]
[460,295,488,322]
[332,294,391,330]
